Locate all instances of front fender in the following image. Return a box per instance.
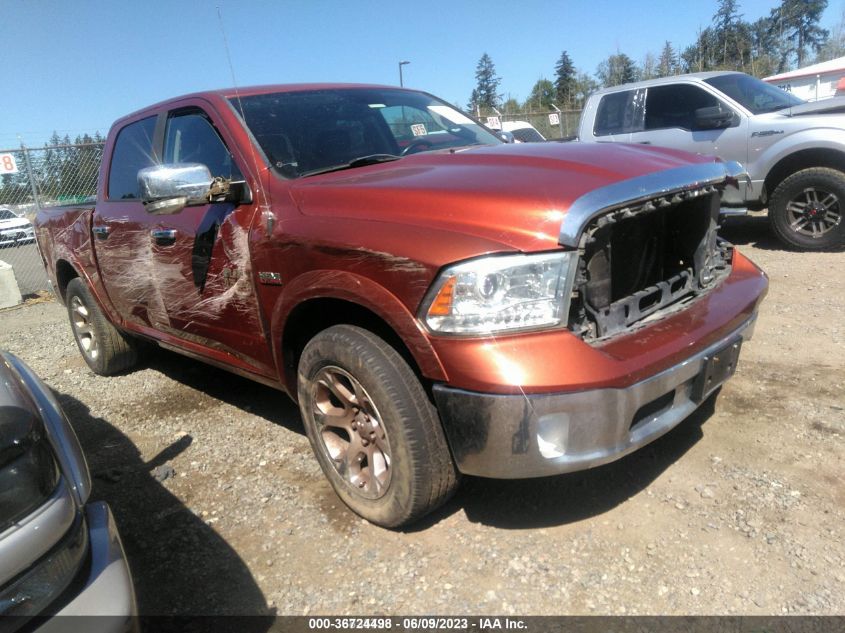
[752,127,845,183]
[270,269,448,392]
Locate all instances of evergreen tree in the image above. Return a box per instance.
[713,0,744,67]
[468,53,501,113]
[657,41,678,77]
[770,0,829,69]
[553,50,577,108]
[749,16,782,76]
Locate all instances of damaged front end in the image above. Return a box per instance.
[559,161,746,340]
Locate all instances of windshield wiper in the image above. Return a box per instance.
[301,154,401,177]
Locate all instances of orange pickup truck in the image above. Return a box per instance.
[35,84,767,526]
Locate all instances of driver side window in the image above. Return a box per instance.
[644,85,722,131]
[164,111,242,180]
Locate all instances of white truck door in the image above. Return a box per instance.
[629,83,749,165]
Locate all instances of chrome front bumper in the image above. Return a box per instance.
[433,315,757,479]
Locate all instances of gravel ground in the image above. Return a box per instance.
[0,214,843,618]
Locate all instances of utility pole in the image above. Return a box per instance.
[18,139,41,212]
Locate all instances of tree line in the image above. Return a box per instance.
[468,0,844,115]
[0,131,105,206]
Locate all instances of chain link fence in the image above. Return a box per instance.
[481,109,583,141]
[0,142,104,300]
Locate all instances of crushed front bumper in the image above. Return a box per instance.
[433,314,757,479]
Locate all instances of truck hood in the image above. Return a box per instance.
[287,142,714,252]
[779,97,845,117]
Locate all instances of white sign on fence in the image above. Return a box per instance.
[485,116,501,129]
[548,113,560,125]
[0,153,19,175]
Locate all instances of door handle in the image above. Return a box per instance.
[151,229,177,246]
[638,141,652,145]
[92,226,110,240]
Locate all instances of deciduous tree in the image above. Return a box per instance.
[596,52,638,87]
[526,78,555,111]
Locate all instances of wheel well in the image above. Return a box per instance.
[281,298,425,395]
[55,260,79,302]
[765,149,845,199]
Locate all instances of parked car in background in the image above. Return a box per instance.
[0,351,136,630]
[0,208,35,248]
[35,83,766,527]
[578,71,845,250]
[501,120,546,142]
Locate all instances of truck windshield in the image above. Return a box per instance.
[229,88,501,178]
[705,74,804,114]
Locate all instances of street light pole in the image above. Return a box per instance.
[398,60,410,87]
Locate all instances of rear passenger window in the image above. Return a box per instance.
[594,89,645,136]
[164,111,242,180]
[645,85,722,131]
[107,117,156,200]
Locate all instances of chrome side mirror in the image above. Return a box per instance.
[138,163,213,214]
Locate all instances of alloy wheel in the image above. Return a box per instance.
[786,187,842,238]
[70,296,99,360]
[309,365,391,499]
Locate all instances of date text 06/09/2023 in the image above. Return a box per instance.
[307,617,528,630]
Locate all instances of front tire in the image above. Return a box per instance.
[769,167,845,250]
[297,325,459,528]
[66,278,138,375]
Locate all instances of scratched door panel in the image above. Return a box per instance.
[94,115,162,328]
[149,202,275,375]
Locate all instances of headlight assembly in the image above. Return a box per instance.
[420,251,576,335]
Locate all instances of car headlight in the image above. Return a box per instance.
[420,251,577,335]
[0,406,61,534]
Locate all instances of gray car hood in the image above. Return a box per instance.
[780,97,845,117]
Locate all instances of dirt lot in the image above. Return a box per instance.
[0,215,843,619]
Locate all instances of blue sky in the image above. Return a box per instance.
[1,0,842,148]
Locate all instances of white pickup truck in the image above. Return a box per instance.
[578,71,845,250]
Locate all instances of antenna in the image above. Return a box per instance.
[216,5,270,211]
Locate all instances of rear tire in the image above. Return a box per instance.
[769,167,845,250]
[66,278,138,375]
[297,325,459,528]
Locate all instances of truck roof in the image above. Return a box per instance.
[590,71,744,96]
[111,83,402,130]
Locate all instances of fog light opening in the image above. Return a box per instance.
[537,413,570,459]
